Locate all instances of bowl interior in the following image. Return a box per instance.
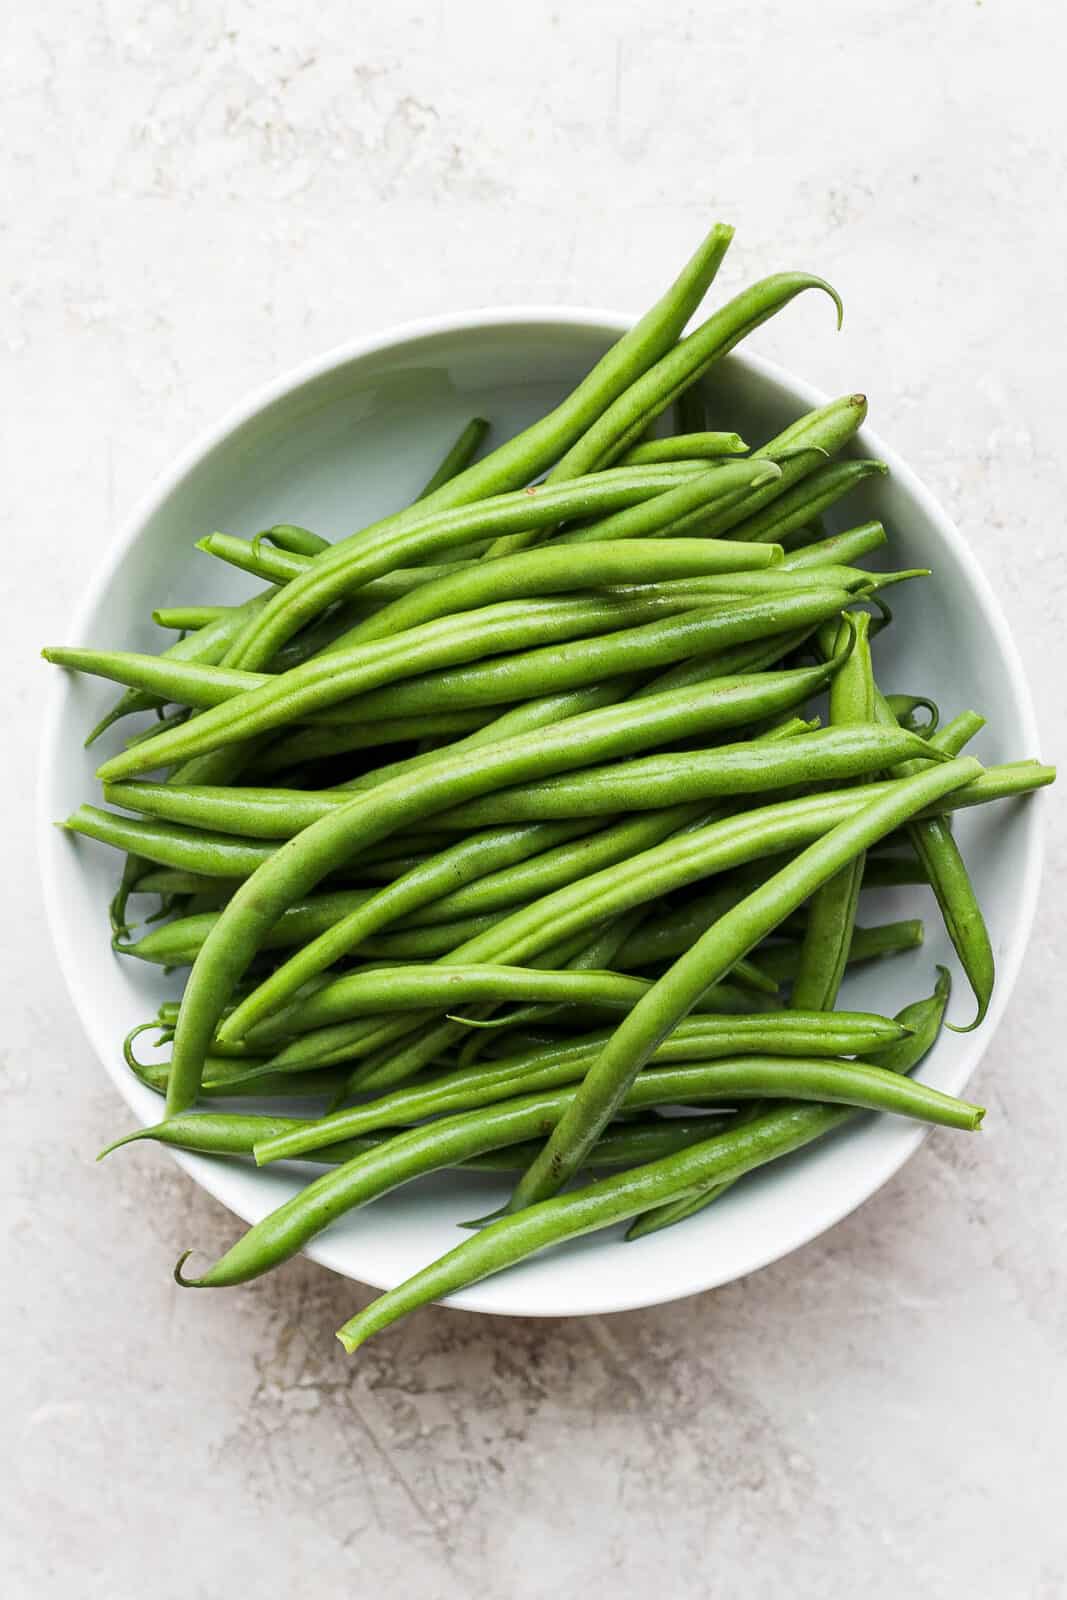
[39,312,1043,1318]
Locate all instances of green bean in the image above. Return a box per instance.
[224,225,738,665]
[685,395,868,543]
[305,591,852,725]
[416,418,491,499]
[777,520,886,570]
[505,756,982,1209]
[484,1119,735,1172]
[483,275,837,562]
[102,1110,730,1171]
[48,647,269,710]
[454,909,651,1055]
[197,532,475,610]
[355,916,501,959]
[105,724,934,841]
[549,278,843,483]
[349,685,641,786]
[552,461,779,547]
[628,965,953,1238]
[84,596,684,783]
[81,593,272,747]
[634,625,818,701]
[756,919,925,982]
[63,806,280,878]
[872,689,993,1031]
[725,460,889,547]
[416,724,941,827]
[252,710,504,773]
[60,588,708,774]
[255,523,330,559]
[115,889,376,966]
[333,1041,977,1354]
[254,1009,910,1164]
[197,532,307,585]
[153,606,233,631]
[403,811,701,928]
[256,682,640,787]
[162,660,850,1109]
[127,1045,350,1101]
[338,531,784,647]
[258,755,1050,1088]
[791,612,876,1011]
[217,674,836,1046]
[242,961,775,1050]
[338,755,1038,1090]
[885,693,939,735]
[343,1112,853,1344]
[130,868,240,899]
[175,1054,978,1292]
[617,872,928,971]
[247,963,673,1036]
[618,432,748,464]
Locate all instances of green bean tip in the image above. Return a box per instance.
[173,1250,206,1287]
[97,1128,149,1161]
[457,1205,508,1230]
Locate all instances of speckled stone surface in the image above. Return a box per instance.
[5,3,1066,1594]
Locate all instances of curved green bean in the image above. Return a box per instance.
[628,965,953,1238]
[175,1055,978,1290]
[506,757,982,1209]
[254,1009,911,1164]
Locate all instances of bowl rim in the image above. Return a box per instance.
[38,304,1045,1319]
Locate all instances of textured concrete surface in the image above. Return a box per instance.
[4,2,1066,1594]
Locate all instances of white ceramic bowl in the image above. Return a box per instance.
[38,309,1044,1319]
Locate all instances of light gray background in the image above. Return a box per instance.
[5,2,1065,1595]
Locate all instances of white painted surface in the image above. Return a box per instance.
[5,2,1065,1593]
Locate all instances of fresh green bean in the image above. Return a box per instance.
[163,659,853,1111]
[416,418,491,499]
[310,755,1051,1093]
[505,757,982,1209]
[335,532,784,648]
[63,806,280,879]
[791,612,876,1011]
[104,724,936,840]
[61,587,718,775]
[224,226,740,666]
[216,671,837,1046]
[102,1110,731,1172]
[886,694,939,735]
[628,965,953,1238]
[254,524,330,559]
[548,278,843,482]
[153,606,233,631]
[252,710,504,773]
[175,1055,978,1291]
[333,1049,976,1354]
[305,591,852,726]
[618,433,748,464]
[778,521,886,570]
[725,461,889,547]
[82,594,272,748]
[254,1009,911,1164]
[756,919,925,982]
[872,689,994,1030]
[687,395,868,543]
[552,462,779,546]
[414,725,941,827]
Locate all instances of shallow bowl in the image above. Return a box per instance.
[38,308,1044,1318]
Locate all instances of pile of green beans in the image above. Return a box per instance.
[46,222,1053,1350]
